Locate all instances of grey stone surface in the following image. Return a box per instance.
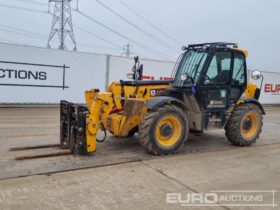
[0,107,279,209]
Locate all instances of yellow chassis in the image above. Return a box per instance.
[84,82,172,152]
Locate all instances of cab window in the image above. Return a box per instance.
[204,52,231,85]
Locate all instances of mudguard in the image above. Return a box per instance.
[144,96,187,111]
[239,98,266,115]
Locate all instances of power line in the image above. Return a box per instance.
[13,0,55,14]
[0,26,47,40]
[0,25,122,54]
[76,10,173,61]
[74,24,122,48]
[0,30,118,52]
[93,0,179,53]
[15,0,49,7]
[0,23,46,38]
[0,1,174,59]
[0,38,27,45]
[0,3,47,13]
[117,0,183,47]
[0,14,123,54]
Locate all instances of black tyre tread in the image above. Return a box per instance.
[225,103,263,146]
[139,104,188,155]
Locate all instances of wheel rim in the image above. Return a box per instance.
[241,111,259,139]
[155,115,182,147]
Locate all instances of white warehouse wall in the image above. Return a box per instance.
[0,43,107,103]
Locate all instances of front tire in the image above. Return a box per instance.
[225,103,263,146]
[139,104,188,155]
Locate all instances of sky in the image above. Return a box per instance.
[0,0,279,72]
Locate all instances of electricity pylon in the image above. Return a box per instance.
[47,0,77,50]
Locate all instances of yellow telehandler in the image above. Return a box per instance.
[59,42,264,155]
[11,42,265,158]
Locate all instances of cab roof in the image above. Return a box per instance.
[183,42,248,57]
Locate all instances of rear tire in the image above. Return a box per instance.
[139,104,188,155]
[225,103,263,146]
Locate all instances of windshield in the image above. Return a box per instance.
[173,50,207,86]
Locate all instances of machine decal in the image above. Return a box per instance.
[207,100,226,108]
[150,88,166,97]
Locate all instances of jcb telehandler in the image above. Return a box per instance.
[11,42,264,159]
[57,42,264,156]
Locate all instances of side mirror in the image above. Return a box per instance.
[251,70,262,80]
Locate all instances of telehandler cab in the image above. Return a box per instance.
[11,42,264,159]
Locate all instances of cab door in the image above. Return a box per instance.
[229,52,247,104]
[197,50,232,111]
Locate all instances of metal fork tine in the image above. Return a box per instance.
[15,150,72,160]
[9,144,60,151]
